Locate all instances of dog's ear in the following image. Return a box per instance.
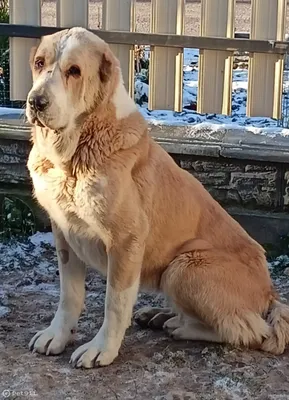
[99,51,113,84]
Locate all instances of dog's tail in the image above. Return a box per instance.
[261,297,289,355]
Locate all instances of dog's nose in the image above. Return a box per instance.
[28,94,49,112]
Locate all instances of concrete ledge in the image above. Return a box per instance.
[1,119,289,163]
[149,124,289,163]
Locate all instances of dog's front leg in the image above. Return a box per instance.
[70,239,144,368]
[29,221,86,355]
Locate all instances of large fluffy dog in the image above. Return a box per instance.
[26,27,289,368]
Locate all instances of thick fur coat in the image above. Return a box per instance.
[26,27,289,368]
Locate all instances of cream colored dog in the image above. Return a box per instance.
[26,27,289,369]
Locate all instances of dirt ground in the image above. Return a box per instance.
[40,0,289,36]
[1,236,289,400]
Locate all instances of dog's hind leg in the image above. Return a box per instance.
[161,248,272,349]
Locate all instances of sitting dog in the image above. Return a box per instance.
[26,27,289,368]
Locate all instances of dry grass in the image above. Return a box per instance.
[41,1,289,35]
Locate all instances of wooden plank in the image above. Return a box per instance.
[149,0,184,112]
[9,0,41,101]
[2,24,289,55]
[56,0,60,27]
[102,0,135,96]
[198,0,235,115]
[58,0,88,27]
[274,0,287,118]
[247,0,286,118]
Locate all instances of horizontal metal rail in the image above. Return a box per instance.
[0,23,288,54]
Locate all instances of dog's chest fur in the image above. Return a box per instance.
[28,148,109,275]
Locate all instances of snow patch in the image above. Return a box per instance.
[0,306,10,318]
[29,232,54,247]
[214,377,249,400]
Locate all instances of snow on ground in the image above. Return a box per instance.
[29,231,54,246]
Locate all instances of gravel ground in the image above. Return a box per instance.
[1,234,289,399]
[41,1,289,35]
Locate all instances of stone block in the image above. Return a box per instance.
[180,159,244,173]
[229,171,277,207]
[0,163,29,183]
[245,164,276,172]
[193,172,229,186]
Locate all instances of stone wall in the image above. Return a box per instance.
[0,137,31,185]
[0,137,284,211]
[173,156,282,210]
[1,120,289,245]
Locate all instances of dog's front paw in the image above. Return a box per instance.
[29,325,74,355]
[70,331,119,368]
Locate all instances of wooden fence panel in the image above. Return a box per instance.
[58,0,88,27]
[198,0,235,115]
[10,0,41,101]
[102,0,135,96]
[247,0,286,118]
[149,0,184,112]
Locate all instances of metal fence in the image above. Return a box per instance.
[2,0,289,120]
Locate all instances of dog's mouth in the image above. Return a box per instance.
[31,115,45,128]
[27,108,67,132]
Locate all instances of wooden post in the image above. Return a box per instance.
[58,0,88,28]
[56,0,60,27]
[247,0,286,118]
[149,0,185,112]
[102,0,136,97]
[198,0,235,115]
[10,0,41,101]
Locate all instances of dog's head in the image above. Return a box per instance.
[26,27,120,133]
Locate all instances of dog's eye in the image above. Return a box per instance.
[67,65,81,78]
[35,58,44,70]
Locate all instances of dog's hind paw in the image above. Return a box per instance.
[163,315,182,335]
[134,306,175,329]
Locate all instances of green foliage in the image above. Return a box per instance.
[264,234,289,260]
[0,1,9,22]
[264,234,289,277]
[0,195,36,240]
[269,255,289,278]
